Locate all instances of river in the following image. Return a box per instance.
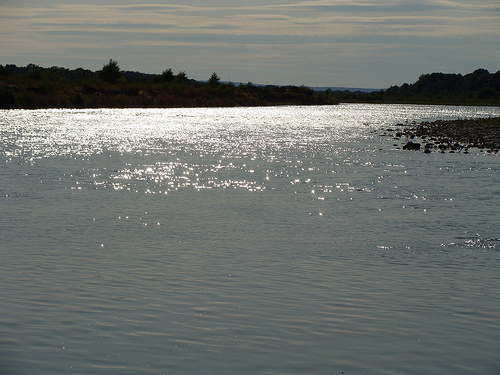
[1,104,500,374]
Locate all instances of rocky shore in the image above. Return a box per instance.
[381,117,500,154]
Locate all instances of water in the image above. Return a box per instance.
[1,104,500,374]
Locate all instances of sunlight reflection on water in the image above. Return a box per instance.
[1,104,500,375]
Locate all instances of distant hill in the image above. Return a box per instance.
[225,82,380,93]
[309,86,380,93]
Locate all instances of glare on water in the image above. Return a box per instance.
[1,104,500,374]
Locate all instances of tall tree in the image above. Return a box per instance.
[99,59,121,84]
[208,72,220,85]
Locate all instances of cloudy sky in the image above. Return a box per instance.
[1,0,499,88]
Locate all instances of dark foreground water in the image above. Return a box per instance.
[1,104,500,374]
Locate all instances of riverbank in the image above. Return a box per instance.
[0,65,339,109]
[2,64,500,109]
[382,117,500,153]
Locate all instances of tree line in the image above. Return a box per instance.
[0,60,337,109]
[332,69,500,106]
[1,60,499,109]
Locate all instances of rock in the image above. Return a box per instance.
[381,117,500,156]
[402,141,421,151]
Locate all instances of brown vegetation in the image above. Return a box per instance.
[0,63,338,109]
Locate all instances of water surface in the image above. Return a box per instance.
[1,104,500,374]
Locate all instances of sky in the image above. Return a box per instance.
[1,0,499,88]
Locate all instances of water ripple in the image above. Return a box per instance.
[2,105,500,375]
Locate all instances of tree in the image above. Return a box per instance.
[174,71,188,84]
[208,72,220,85]
[0,65,11,76]
[161,68,174,83]
[99,59,121,84]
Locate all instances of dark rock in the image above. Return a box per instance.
[381,117,500,156]
[402,141,421,151]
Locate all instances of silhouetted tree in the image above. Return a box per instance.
[161,68,174,83]
[99,59,121,84]
[208,72,220,85]
[174,71,188,84]
[0,65,11,76]
[492,71,500,91]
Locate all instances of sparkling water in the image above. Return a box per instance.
[1,104,500,374]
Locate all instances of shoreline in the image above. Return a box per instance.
[382,117,500,154]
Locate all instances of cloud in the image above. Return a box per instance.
[1,1,498,87]
[3,1,497,39]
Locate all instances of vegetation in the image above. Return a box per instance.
[98,59,122,84]
[0,62,338,109]
[332,69,500,106]
[0,63,498,109]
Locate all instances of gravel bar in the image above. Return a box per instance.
[383,117,500,153]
